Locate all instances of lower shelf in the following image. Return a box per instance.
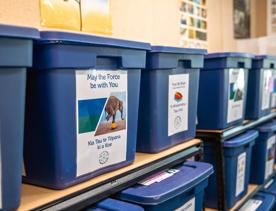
[19,139,201,211]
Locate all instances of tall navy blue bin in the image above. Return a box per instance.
[116,161,213,211]
[197,52,253,130]
[23,31,150,189]
[246,55,276,119]
[204,130,258,209]
[250,121,276,185]
[240,192,275,211]
[86,198,144,211]
[137,46,206,153]
[0,24,38,211]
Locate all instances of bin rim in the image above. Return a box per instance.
[96,198,144,211]
[205,52,254,59]
[224,130,258,148]
[258,121,276,133]
[0,24,39,40]
[254,55,276,61]
[38,31,151,51]
[150,45,207,55]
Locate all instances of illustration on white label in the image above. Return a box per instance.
[227,68,245,123]
[240,199,262,211]
[262,69,273,110]
[265,135,276,179]
[175,197,195,211]
[76,69,128,176]
[271,70,276,107]
[236,152,246,197]
[168,74,189,136]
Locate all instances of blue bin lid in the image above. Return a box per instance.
[150,46,207,55]
[258,121,276,133]
[241,192,275,211]
[95,198,144,211]
[117,161,213,205]
[0,24,39,39]
[205,52,254,59]
[224,130,259,148]
[255,55,276,60]
[252,55,276,69]
[39,31,151,50]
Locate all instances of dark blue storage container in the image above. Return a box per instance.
[137,46,206,153]
[0,24,38,211]
[250,121,276,184]
[246,55,276,119]
[116,161,213,211]
[23,31,150,189]
[86,198,144,211]
[204,130,258,209]
[239,192,275,211]
[198,52,253,130]
[261,178,276,210]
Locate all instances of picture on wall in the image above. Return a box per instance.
[233,0,251,39]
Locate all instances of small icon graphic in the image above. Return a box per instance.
[174,116,182,129]
[99,151,109,164]
[174,92,183,101]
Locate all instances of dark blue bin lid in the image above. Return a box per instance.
[241,192,275,211]
[255,55,276,61]
[117,161,213,205]
[258,121,276,133]
[39,31,151,50]
[0,24,39,39]
[252,55,276,69]
[95,198,144,211]
[205,52,254,59]
[150,46,207,55]
[224,130,259,148]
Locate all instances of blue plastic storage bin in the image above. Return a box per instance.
[86,198,144,211]
[0,24,38,211]
[239,192,275,211]
[250,121,276,184]
[204,130,258,209]
[23,31,150,189]
[198,52,253,130]
[137,46,206,153]
[261,177,276,210]
[116,161,213,211]
[246,55,276,119]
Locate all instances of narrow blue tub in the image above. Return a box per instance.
[0,24,38,211]
[204,130,258,209]
[239,192,275,211]
[197,52,253,130]
[86,198,144,211]
[137,46,206,153]
[246,55,276,119]
[250,121,276,184]
[115,161,213,211]
[23,31,150,189]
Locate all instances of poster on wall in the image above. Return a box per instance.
[179,0,208,49]
[233,0,251,39]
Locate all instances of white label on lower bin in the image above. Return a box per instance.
[262,69,273,110]
[239,199,262,211]
[227,68,245,123]
[138,169,179,186]
[175,197,195,211]
[236,152,246,197]
[168,74,189,136]
[265,135,276,179]
[76,69,128,177]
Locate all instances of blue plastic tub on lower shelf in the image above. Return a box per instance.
[246,55,276,119]
[115,161,213,211]
[261,178,276,210]
[137,46,206,153]
[239,192,275,211]
[0,24,38,211]
[197,52,253,130]
[250,121,276,185]
[23,31,150,189]
[204,130,258,209]
[86,198,144,211]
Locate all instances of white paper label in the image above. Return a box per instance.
[175,197,195,211]
[168,74,189,136]
[138,169,179,186]
[239,199,262,211]
[262,69,273,110]
[265,135,276,179]
[227,69,245,123]
[76,69,128,177]
[271,70,276,107]
[236,152,246,197]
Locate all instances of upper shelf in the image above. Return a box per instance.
[19,139,201,211]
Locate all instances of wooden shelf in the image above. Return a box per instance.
[18,139,201,211]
